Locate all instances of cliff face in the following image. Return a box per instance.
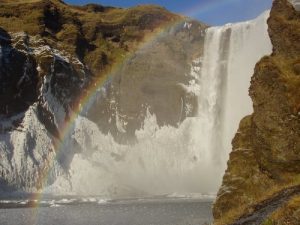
[213,0,300,224]
[87,20,206,143]
[0,0,206,191]
[0,30,89,190]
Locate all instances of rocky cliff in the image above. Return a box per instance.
[213,0,300,224]
[0,0,206,192]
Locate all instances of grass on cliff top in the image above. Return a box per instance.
[0,0,180,77]
[0,3,45,34]
[0,0,42,4]
[0,0,179,35]
[0,0,179,43]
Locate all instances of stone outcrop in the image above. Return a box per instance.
[213,0,300,224]
[0,31,89,191]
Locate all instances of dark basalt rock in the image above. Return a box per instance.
[0,32,39,117]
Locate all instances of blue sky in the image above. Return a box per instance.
[65,0,273,26]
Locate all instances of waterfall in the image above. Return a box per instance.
[199,11,273,172]
[49,11,272,197]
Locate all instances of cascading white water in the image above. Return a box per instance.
[49,11,272,198]
[199,11,273,172]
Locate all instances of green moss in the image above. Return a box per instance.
[261,219,275,225]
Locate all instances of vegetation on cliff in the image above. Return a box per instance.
[0,0,184,116]
[213,0,300,224]
[0,0,181,76]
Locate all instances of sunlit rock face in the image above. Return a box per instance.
[213,0,300,224]
[0,30,89,191]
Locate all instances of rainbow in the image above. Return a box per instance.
[28,8,193,220]
[28,0,265,219]
[28,0,255,221]
[24,0,272,223]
